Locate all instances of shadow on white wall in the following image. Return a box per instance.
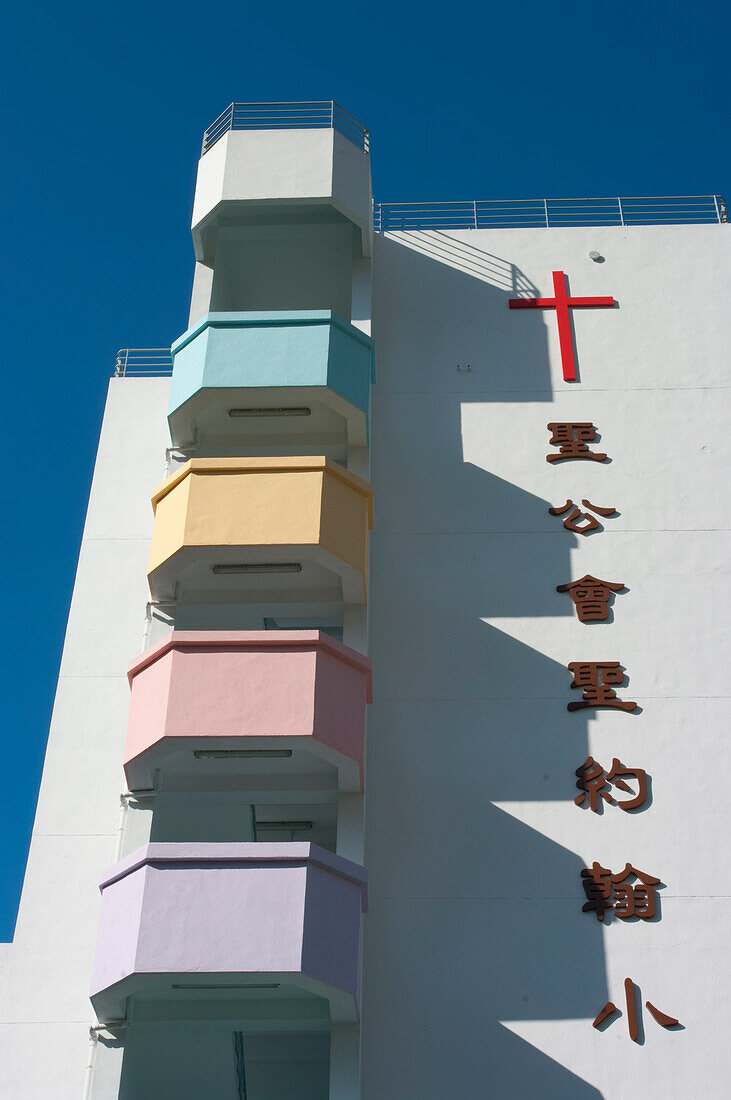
[363,234,608,1098]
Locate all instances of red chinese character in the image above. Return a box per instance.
[574,757,612,812]
[546,422,607,463]
[575,757,648,813]
[611,865,660,920]
[606,759,647,811]
[567,661,638,712]
[593,979,680,1041]
[557,575,625,622]
[581,864,661,921]
[581,862,614,921]
[549,499,617,535]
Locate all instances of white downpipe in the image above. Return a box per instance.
[114,794,128,862]
[81,1029,98,1100]
[141,600,176,653]
[115,791,155,862]
[82,1024,128,1100]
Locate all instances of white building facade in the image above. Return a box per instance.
[0,102,728,1099]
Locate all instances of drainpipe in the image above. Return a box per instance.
[81,1027,98,1100]
[164,443,197,478]
[141,599,176,653]
[81,1023,128,1100]
[115,791,155,862]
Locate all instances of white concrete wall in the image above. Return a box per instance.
[362,224,730,1099]
[0,943,10,1003]
[0,379,171,1099]
[2,221,727,1100]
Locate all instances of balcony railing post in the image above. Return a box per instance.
[473,201,478,229]
[618,196,625,227]
[544,198,549,228]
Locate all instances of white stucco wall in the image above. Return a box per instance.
[0,944,10,1002]
[362,224,730,1098]
[1,222,727,1100]
[0,379,171,1099]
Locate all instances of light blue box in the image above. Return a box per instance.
[168,311,375,446]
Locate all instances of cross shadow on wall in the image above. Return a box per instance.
[362,233,607,1098]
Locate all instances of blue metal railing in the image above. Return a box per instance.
[202,101,369,156]
[373,195,727,231]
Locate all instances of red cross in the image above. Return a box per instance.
[509,271,615,381]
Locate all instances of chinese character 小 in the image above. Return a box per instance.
[593,978,680,1041]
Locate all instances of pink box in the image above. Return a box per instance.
[124,631,372,790]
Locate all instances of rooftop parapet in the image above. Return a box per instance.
[192,101,373,262]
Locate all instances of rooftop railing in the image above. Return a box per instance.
[373,195,728,231]
[201,101,370,156]
[114,349,173,377]
[112,189,726,377]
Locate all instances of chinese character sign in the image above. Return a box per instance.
[546,422,607,463]
[549,499,617,535]
[557,576,625,622]
[581,863,660,922]
[574,757,647,812]
[567,662,638,712]
[594,979,680,1041]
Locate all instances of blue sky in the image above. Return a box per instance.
[0,0,726,939]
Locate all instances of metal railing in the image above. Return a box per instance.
[373,195,728,231]
[201,101,369,156]
[114,349,173,377]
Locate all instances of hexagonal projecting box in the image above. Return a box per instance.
[90,843,368,1024]
[167,311,374,450]
[191,127,373,261]
[124,630,372,791]
[147,457,373,606]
